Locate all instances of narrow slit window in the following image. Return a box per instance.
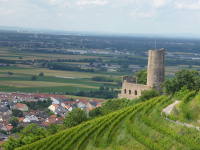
[135,90,137,95]
[124,89,127,94]
[129,90,131,95]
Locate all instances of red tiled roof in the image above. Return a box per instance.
[42,116,63,126]
[49,115,57,118]
[15,103,28,109]
[6,125,13,131]
[18,117,25,122]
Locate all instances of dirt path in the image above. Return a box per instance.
[162,101,200,131]
[162,100,180,115]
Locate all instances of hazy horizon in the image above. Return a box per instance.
[1,0,200,35]
[2,25,200,40]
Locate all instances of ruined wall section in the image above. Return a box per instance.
[118,80,151,99]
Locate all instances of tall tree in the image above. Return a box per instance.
[164,69,200,94]
[64,108,88,128]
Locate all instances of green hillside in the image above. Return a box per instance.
[170,91,200,126]
[14,93,200,150]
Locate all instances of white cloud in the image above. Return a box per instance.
[0,9,14,15]
[174,0,200,10]
[153,0,167,8]
[130,9,155,18]
[45,0,72,8]
[76,0,108,6]
[48,0,57,5]
[1,0,200,34]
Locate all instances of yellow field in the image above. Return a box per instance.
[0,81,97,88]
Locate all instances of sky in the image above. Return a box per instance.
[1,0,200,35]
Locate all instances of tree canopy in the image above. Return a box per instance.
[64,108,88,128]
[164,69,200,94]
[135,70,147,84]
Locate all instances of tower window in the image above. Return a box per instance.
[124,89,127,94]
[129,90,131,95]
[135,90,138,95]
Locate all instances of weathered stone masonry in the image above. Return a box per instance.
[118,48,165,99]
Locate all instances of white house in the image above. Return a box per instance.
[48,104,59,114]
[77,101,87,110]
[50,97,60,105]
[23,115,39,123]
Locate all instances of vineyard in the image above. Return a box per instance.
[16,93,200,150]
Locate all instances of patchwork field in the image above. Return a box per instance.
[0,81,98,88]
[1,47,200,97]
[0,48,100,61]
[0,67,118,78]
[0,66,120,95]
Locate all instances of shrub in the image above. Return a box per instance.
[12,109,23,117]
[139,89,160,101]
[31,75,37,81]
[38,72,44,77]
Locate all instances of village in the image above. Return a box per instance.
[0,92,103,142]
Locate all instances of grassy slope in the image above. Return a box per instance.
[171,92,200,126]
[16,94,200,150]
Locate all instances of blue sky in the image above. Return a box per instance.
[1,0,200,35]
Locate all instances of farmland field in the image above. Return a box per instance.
[0,65,120,97]
[0,81,98,88]
[0,67,119,78]
[0,47,100,60]
[1,34,200,98]
[1,46,200,97]
[0,46,121,97]
[0,67,119,93]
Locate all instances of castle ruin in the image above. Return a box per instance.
[118,48,165,99]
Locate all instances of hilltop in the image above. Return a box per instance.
[9,91,200,150]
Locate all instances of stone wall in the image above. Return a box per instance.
[118,80,151,99]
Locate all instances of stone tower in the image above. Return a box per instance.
[118,48,165,99]
[147,48,165,91]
